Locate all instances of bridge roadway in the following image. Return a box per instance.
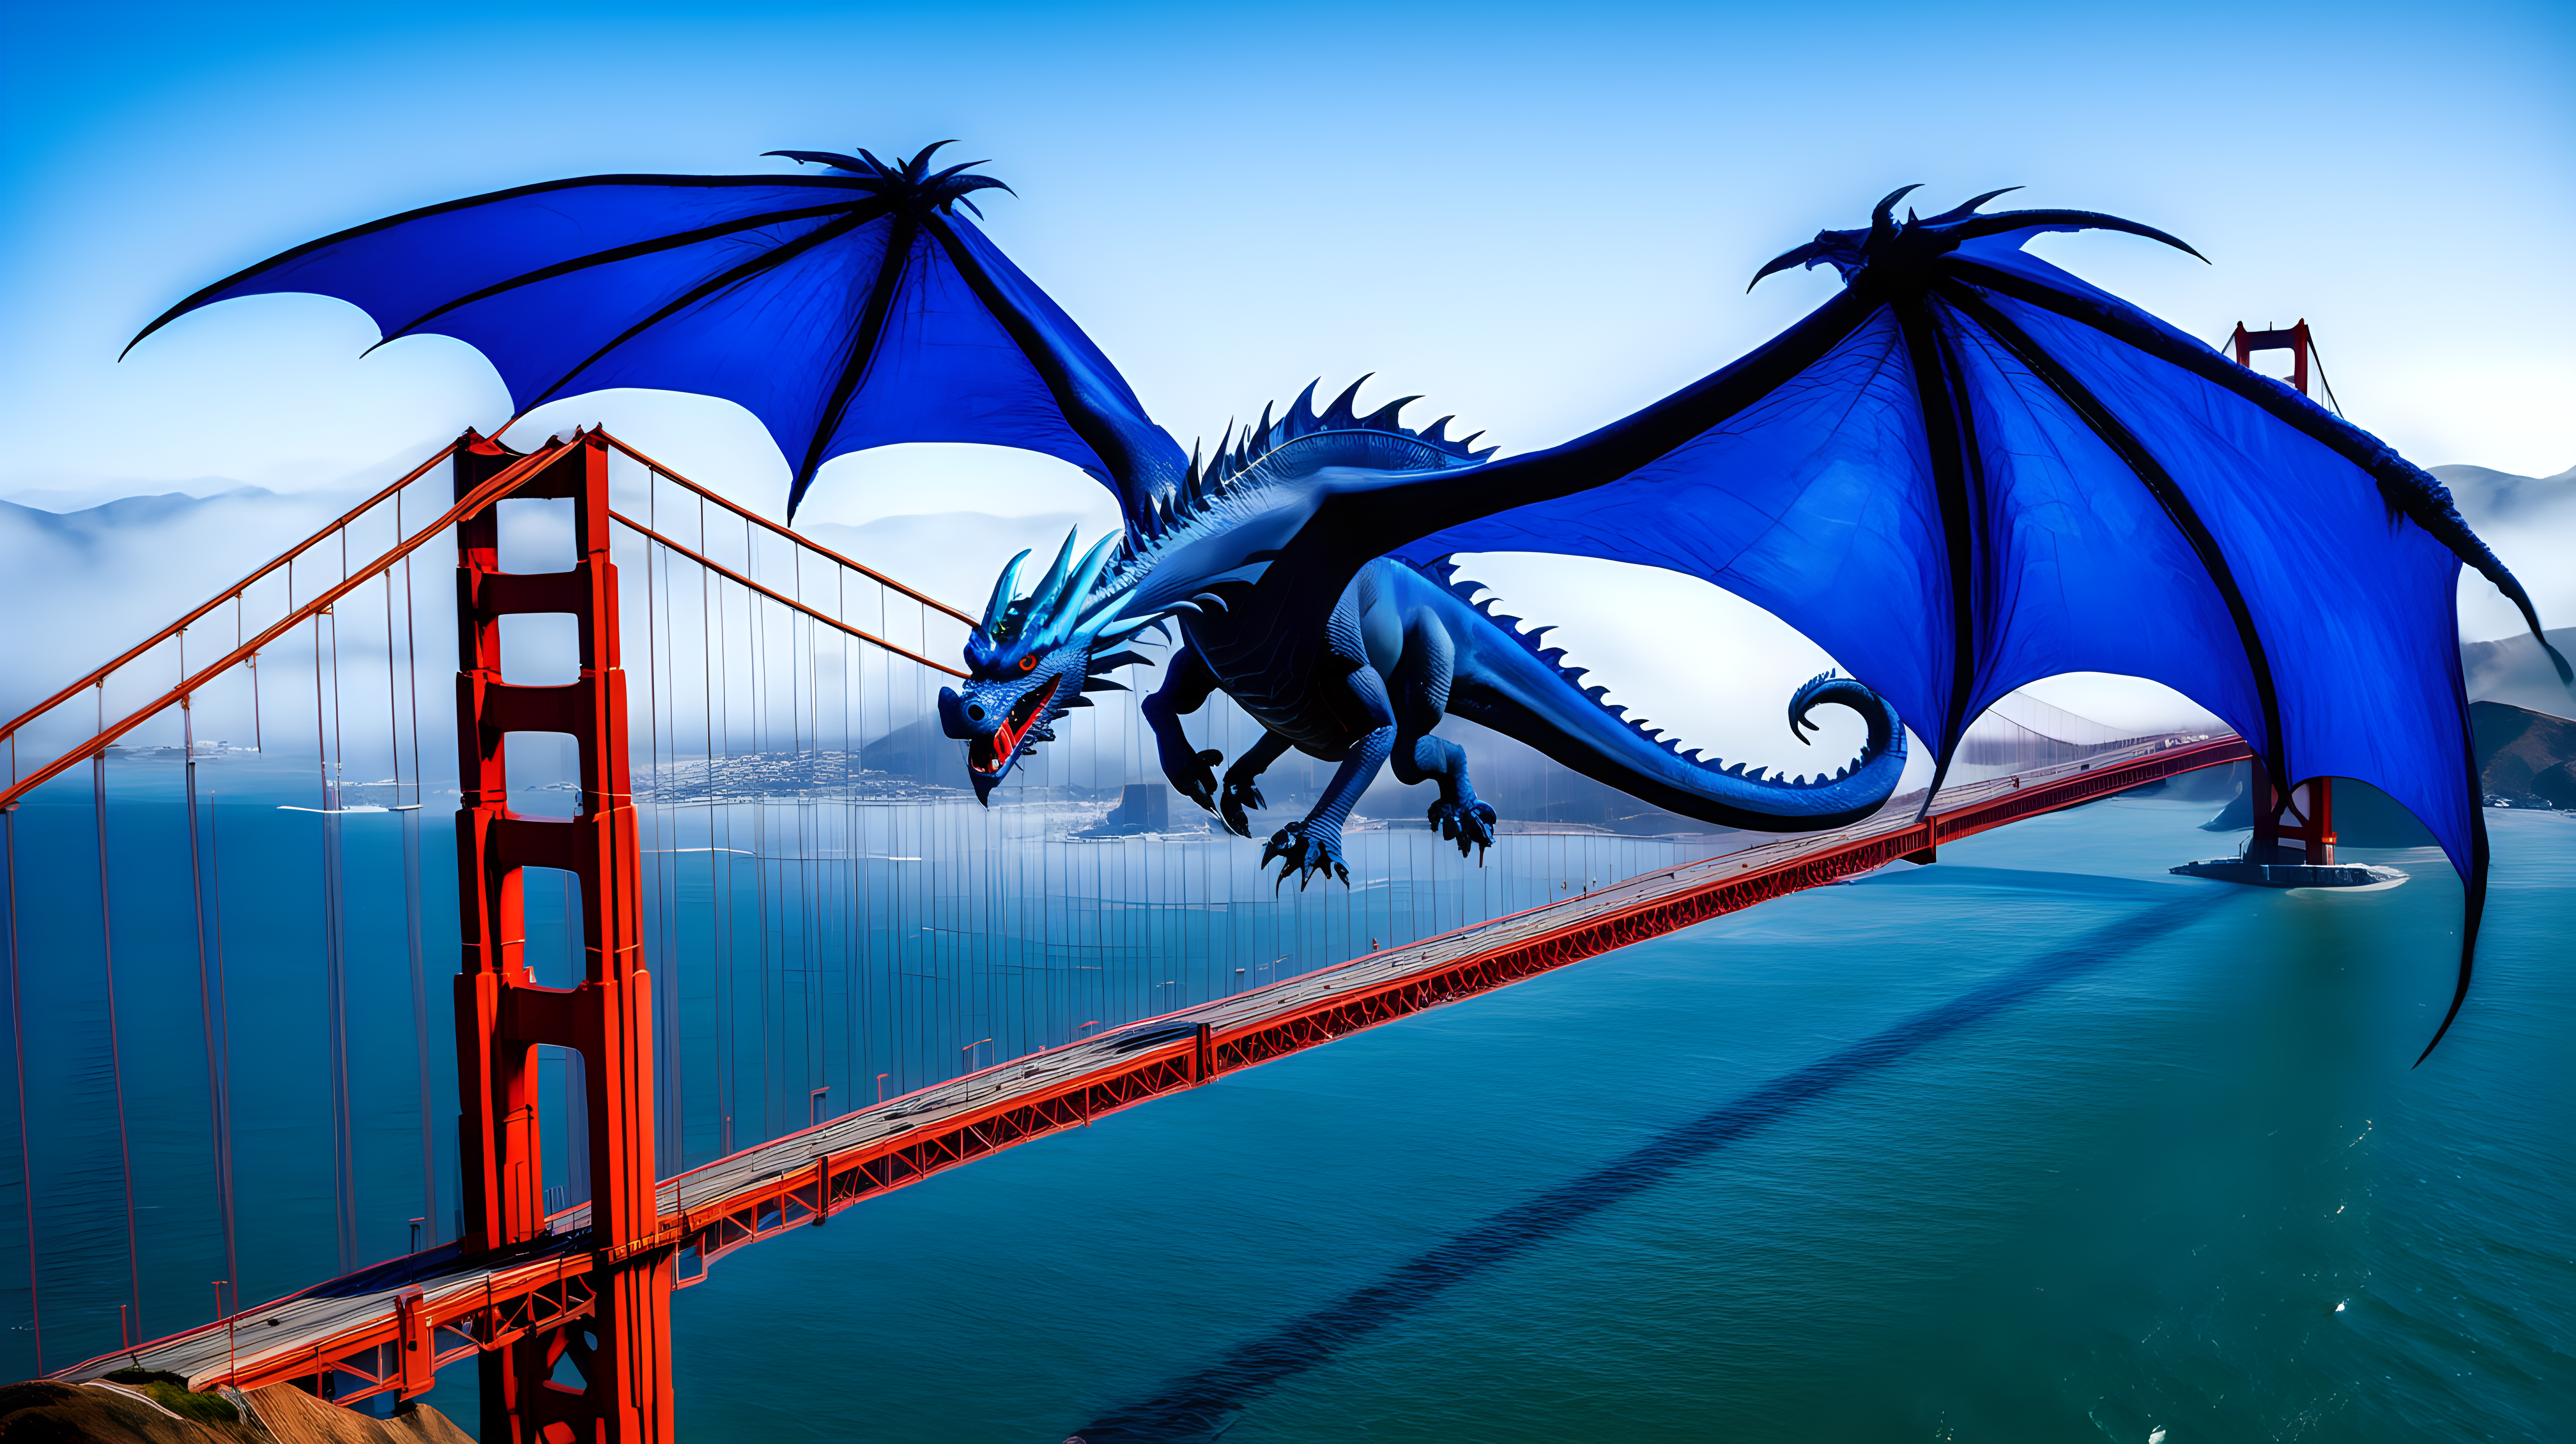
[63,733,2249,1402]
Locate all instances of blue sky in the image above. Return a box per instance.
[3,0,2570,734]
[6,0,2569,490]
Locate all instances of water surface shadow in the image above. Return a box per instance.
[1062,895,2223,1442]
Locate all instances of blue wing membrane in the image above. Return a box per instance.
[1338,194,2563,1059]
[125,145,1187,523]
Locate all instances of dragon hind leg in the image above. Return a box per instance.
[1388,607,1496,859]
[1401,732,1497,860]
[1261,723,1390,889]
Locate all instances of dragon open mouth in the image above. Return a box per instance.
[969,676,1058,776]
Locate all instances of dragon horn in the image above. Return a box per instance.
[981,548,1033,634]
[1050,534,1127,645]
[1023,528,1085,625]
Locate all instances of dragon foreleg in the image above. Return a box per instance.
[1220,730,1291,837]
[1142,644,1224,811]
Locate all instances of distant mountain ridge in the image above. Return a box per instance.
[0,487,281,551]
[2428,461,2576,524]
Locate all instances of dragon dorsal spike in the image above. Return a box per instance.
[1288,379,1322,435]
[1915,187,2023,227]
[1321,374,1372,428]
[1421,415,1454,445]
[1255,399,1275,446]
[1869,183,1922,240]
[1360,394,1420,432]
[1469,444,1498,461]
[1185,438,1204,489]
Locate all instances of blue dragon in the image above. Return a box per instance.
[938,379,1907,887]
[137,143,2568,1045]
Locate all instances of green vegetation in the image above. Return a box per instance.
[104,1367,239,1425]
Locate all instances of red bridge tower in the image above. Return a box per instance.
[452,431,673,1443]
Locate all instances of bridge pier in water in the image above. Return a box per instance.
[452,431,674,1443]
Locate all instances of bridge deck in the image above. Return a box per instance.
[65,734,2247,1401]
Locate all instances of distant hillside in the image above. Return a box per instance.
[2461,627,2576,721]
[2471,700,2576,807]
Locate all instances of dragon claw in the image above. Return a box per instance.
[1260,821,1350,890]
[1161,746,1223,813]
[1427,795,1499,859]
[1219,776,1266,838]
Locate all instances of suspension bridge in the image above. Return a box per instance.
[0,427,2246,1438]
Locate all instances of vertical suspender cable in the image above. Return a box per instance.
[317,609,356,1273]
[4,738,40,1372]
[705,497,732,1156]
[94,687,141,1342]
[181,636,239,1311]
[397,510,437,1247]
[645,472,673,1171]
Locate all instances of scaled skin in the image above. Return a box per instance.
[942,386,1908,888]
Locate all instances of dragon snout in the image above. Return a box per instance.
[956,677,1060,799]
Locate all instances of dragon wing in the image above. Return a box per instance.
[1288,190,2563,1056]
[127,143,1188,521]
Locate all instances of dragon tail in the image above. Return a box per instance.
[1412,559,1907,832]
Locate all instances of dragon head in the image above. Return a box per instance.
[1748,186,2204,296]
[939,528,1153,803]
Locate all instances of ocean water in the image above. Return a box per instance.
[650,797,2572,1442]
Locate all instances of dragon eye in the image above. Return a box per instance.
[1019,656,1037,672]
